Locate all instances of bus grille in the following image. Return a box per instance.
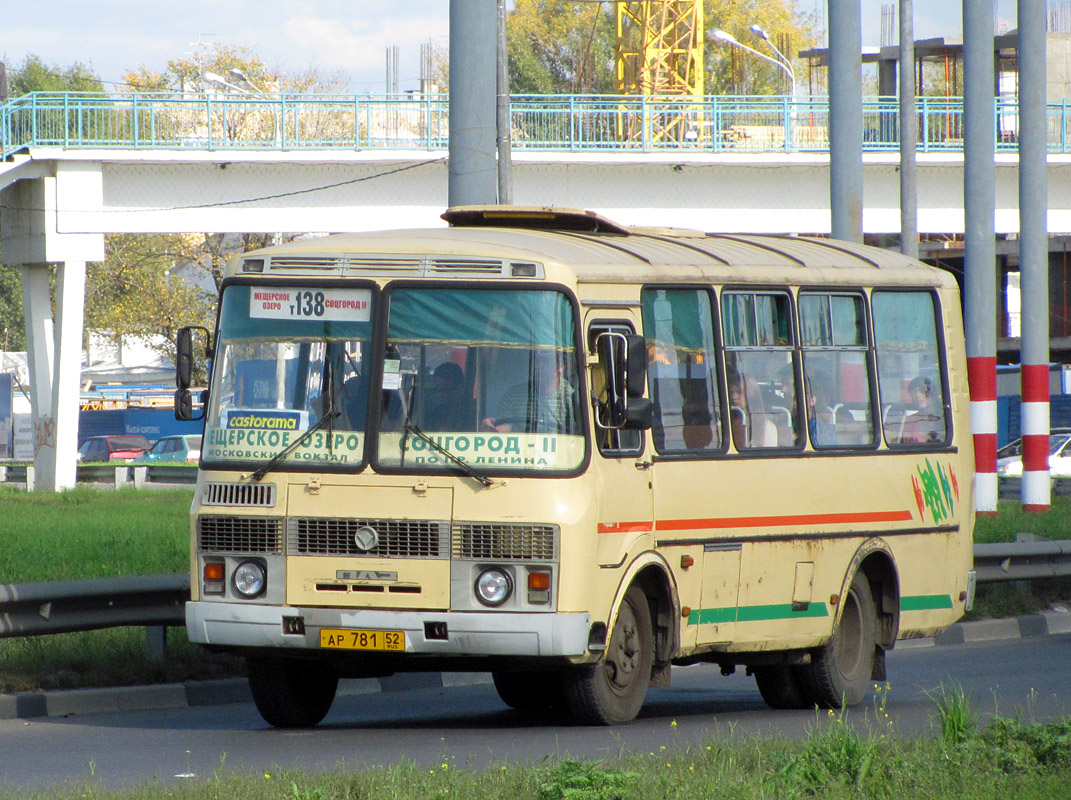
[452,524,558,561]
[202,482,277,507]
[288,518,450,559]
[198,516,283,554]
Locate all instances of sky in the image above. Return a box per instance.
[1,1,1021,94]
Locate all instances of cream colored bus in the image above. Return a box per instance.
[176,207,975,728]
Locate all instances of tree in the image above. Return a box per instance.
[507,0,618,94]
[705,0,817,95]
[8,54,103,95]
[120,44,348,94]
[506,0,815,96]
[0,268,26,351]
[85,234,217,366]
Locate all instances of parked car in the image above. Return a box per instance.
[132,434,202,464]
[996,428,1071,476]
[77,435,152,462]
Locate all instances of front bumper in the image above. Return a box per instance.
[186,600,591,657]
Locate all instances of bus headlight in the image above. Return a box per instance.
[475,568,512,607]
[232,560,267,599]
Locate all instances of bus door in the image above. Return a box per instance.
[587,318,654,573]
[640,287,740,649]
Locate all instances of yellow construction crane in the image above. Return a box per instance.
[615,0,705,142]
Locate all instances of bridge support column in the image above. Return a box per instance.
[1,168,104,491]
[22,259,86,490]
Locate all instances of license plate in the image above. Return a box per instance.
[319,628,405,651]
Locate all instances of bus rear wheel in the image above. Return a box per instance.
[564,586,653,725]
[492,670,567,712]
[799,572,877,708]
[247,656,339,728]
[753,664,813,709]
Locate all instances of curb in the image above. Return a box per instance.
[0,672,493,722]
[3,612,1069,722]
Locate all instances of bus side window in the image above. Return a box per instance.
[721,291,800,450]
[588,322,643,456]
[799,292,876,448]
[872,291,949,447]
[640,288,723,455]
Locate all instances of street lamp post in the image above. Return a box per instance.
[711,29,796,99]
[203,69,281,147]
[711,29,797,149]
[748,24,797,94]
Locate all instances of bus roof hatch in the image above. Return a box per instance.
[441,205,632,235]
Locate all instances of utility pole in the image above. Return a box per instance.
[898,0,918,258]
[828,0,863,241]
[963,0,998,513]
[448,0,498,206]
[1018,0,1051,511]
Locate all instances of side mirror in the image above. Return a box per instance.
[595,332,651,430]
[625,334,646,398]
[175,326,211,422]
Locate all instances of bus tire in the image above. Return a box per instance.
[247,656,339,728]
[800,571,877,708]
[753,664,813,709]
[492,670,566,712]
[563,586,653,725]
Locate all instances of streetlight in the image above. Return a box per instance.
[748,24,796,85]
[201,70,251,94]
[229,67,266,95]
[710,29,795,99]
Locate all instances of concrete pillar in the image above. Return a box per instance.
[52,259,87,489]
[21,265,57,484]
[1,166,104,491]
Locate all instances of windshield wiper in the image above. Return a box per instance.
[403,422,499,487]
[248,410,341,483]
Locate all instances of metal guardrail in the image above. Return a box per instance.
[0,91,1061,159]
[0,574,188,660]
[0,463,197,489]
[973,539,1071,583]
[0,541,1066,654]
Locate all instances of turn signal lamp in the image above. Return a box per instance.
[203,561,225,595]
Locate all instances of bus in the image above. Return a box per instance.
[176,206,975,727]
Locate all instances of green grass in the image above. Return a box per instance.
[0,628,242,694]
[0,488,1067,692]
[1,692,1071,799]
[0,485,192,583]
[974,497,1071,543]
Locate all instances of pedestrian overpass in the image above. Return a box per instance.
[4,91,1071,488]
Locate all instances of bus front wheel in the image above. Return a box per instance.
[564,586,653,725]
[800,571,877,708]
[247,656,339,728]
[492,670,567,712]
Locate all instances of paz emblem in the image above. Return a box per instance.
[353,525,379,551]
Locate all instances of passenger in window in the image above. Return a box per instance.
[423,362,469,431]
[728,366,777,449]
[481,351,578,434]
[901,376,944,443]
[806,377,837,446]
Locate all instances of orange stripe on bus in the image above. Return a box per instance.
[599,510,914,535]
[655,510,914,531]
[597,522,655,534]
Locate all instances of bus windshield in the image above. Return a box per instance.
[202,284,375,470]
[377,287,586,474]
[201,283,586,475]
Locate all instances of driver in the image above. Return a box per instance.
[481,350,577,433]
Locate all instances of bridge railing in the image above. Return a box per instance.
[0,91,1063,159]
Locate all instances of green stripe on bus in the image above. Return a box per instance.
[900,594,954,611]
[688,603,830,626]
